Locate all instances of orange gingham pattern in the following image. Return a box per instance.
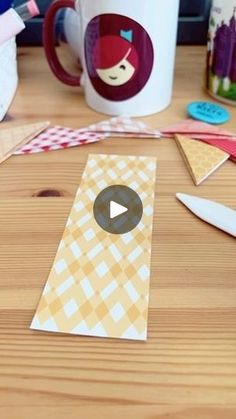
[31,154,157,340]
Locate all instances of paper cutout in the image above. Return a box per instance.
[15,117,160,155]
[31,154,157,340]
[14,117,160,155]
[161,118,236,161]
[14,125,104,155]
[161,118,236,139]
[86,116,161,138]
[197,137,236,160]
[0,121,49,163]
[175,134,229,185]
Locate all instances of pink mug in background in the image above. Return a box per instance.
[44,0,180,116]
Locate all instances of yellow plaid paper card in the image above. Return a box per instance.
[31,154,157,340]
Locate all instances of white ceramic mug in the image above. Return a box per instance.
[44,0,180,116]
[0,38,18,121]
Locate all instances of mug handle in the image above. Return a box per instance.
[43,0,81,86]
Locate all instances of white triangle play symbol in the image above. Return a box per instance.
[110,201,128,219]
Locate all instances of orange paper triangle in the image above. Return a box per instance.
[0,121,50,164]
[175,134,229,185]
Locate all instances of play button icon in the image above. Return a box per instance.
[110,201,128,219]
[93,185,143,234]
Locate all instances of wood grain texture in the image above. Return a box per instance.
[0,46,235,419]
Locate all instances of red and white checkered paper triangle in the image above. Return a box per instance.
[14,126,104,155]
[14,117,161,155]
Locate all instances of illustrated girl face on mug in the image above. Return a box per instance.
[85,14,154,102]
[93,34,139,87]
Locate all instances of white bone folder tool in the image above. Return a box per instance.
[176,193,236,238]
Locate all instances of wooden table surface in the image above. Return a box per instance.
[0,46,235,419]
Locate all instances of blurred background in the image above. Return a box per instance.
[14,0,212,46]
